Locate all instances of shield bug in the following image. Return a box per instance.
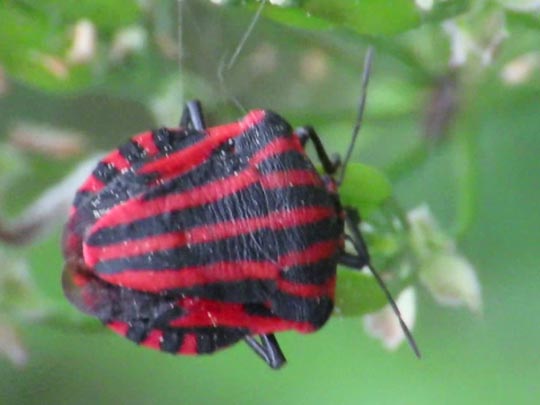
[62,48,419,369]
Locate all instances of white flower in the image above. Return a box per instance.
[501,53,540,85]
[67,19,97,65]
[497,0,540,11]
[420,253,482,314]
[363,287,417,351]
[0,323,27,367]
[109,26,147,63]
[408,205,483,314]
[416,0,434,11]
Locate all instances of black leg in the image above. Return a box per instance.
[340,209,371,267]
[179,100,207,131]
[339,251,369,270]
[295,126,341,175]
[244,334,286,369]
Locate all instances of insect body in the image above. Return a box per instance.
[63,88,419,368]
[62,100,377,368]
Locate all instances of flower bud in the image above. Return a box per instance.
[0,323,27,367]
[109,26,147,63]
[67,19,97,65]
[415,0,434,11]
[420,253,482,314]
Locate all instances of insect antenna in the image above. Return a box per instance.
[338,46,374,186]
[340,48,421,357]
[370,264,421,358]
[217,0,267,113]
[345,209,421,358]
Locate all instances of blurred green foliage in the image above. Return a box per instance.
[0,0,539,404]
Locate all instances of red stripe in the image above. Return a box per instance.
[260,169,323,189]
[170,298,314,334]
[84,206,334,265]
[138,135,216,177]
[108,321,164,351]
[79,175,104,193]
[179,333,198,354]
[63,232,83,260]
[277,276,336,298]
[142,329,163,350]
[76,111,265,196]
[89,168,320,234]
[88,120,311,233]
[132,131,159,156]
[98,239,339,294]
[77,132,158,195]
[108,321,129,336]
[205,110,265,138]
[88,167,260,233]
[103,149,130,171]
[278,240,338,267]
[139,110,266,178]
[250,135,304,166]
[99,261,279,292]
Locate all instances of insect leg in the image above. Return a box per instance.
[179,100,207,130]
[244,333,286,369]
[339,208,370,269]
[340,206,421,358]
[295,126,341,175]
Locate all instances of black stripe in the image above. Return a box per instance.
[195,327,248,354]
[72,128,199,208]
[153,127,205,154]
[270,292,333,329]
[243,290,334,329]
[118,139,147,163]
[175,280,271,303]
[126,320,150,343]
[70,272,183,324]
[159,326,247,354]
[72,112,297,232]
[256,150,313,175]
[141,147,247,201]
[89,171,153,209]
[72,190,92,210]
[160,329,185,353]
[281,259,338,285]
[243,303,275,317]
[141,115,295,202]
[71,170,155,236]
[94,218,341,274]
[75,151,319,238]
[87,183,334,247]
[171,269,337,306]
[234,111,293,158]
[93,161,120,184]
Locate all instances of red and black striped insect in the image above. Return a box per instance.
[62,53,418,369]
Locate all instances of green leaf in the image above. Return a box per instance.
[339,163,393,215]
[233,0,422,35]
[230,0,474,35]
[299,0,421,35]
[0,1,142,92]
[10,0,141,35]
[422,0,471,23]
[257,4,333,30]
[0,146,27,191]
[506,9,540,30]
[334,268,387,316]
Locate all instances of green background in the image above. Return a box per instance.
[0,1,539,404]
